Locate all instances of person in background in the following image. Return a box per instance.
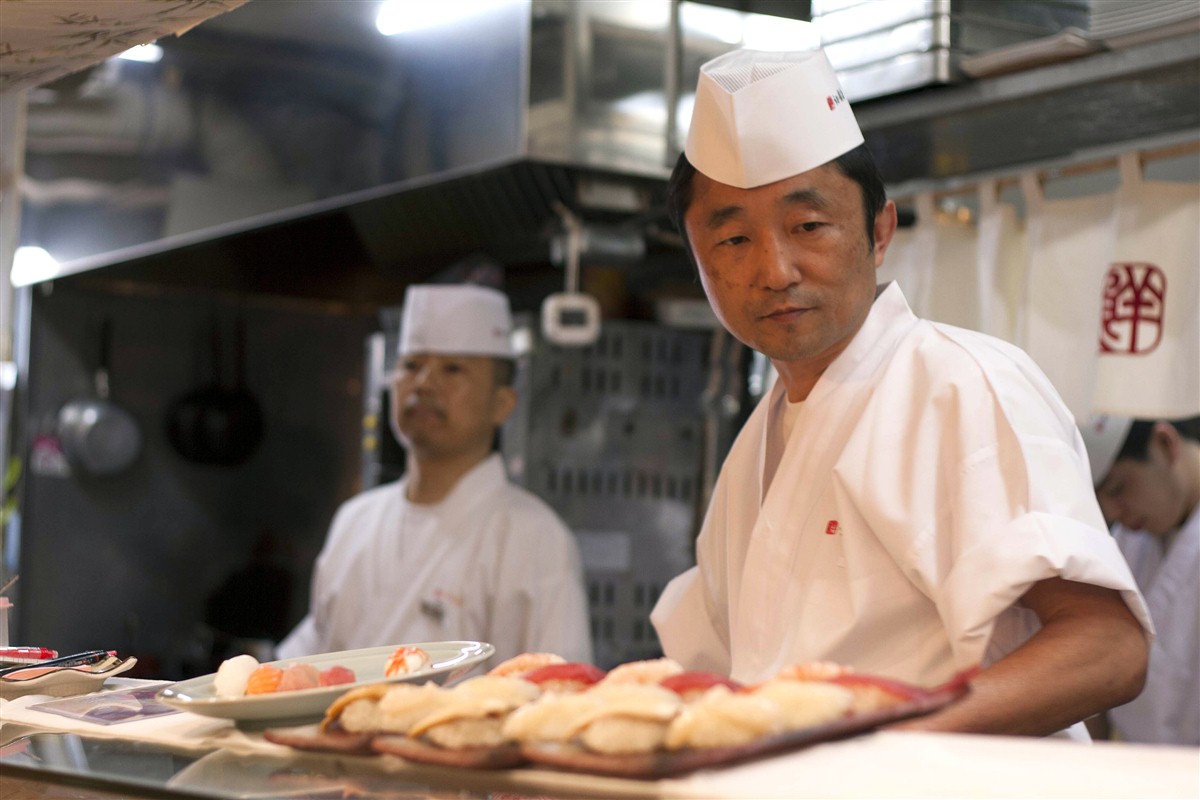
[278,284,592,666]
[650,46,1151,739]
[1082,415,1199,746]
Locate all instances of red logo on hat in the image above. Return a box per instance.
[1100,262,1166,355]
[825,520,840,536]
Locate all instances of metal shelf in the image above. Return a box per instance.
[854,32,1200,185]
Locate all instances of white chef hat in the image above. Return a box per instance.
[684,46,864,189]
[399,284,514,358]
[1080,414,1134,486]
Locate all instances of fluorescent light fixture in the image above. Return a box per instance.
[11,246,61,287]
[376,0,521,36]
[117,43,163,63]
[680,2,743,45]
[743,15,819,51]
[681,1,819,51]
[0,361,16,391]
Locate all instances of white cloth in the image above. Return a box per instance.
[1093,154,1200,418]
[976,178,1028,343]
[1019,171,1119,419]
[1108,506,1200,746]
[278,454,592,666]
[651,283,1152,695]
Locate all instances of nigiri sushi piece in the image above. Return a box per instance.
[750,679,854,730]
[566,683,683,754]
[384,646,431,677]
[660,671,743,703]
[376,681,450,734]
[501,690,606,743]
[521,662,606,694]
[213,654,260,698]
[244,664,284,695]
[486,652,565,678]
[664,685,786,750]
[772,661,850,682]
[277,663,321,692]
[321,684,391,733]
[408,676,540,749]
[599,657,684,686]
[318,665,356,687]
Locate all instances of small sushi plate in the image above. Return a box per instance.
[0,656,138,700]
[156,641,493,727]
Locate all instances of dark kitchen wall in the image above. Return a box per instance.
[18,283,375,678]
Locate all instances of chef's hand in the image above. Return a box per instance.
[885,577,1146,736]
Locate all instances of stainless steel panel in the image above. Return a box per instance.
[840,49,955,102]
[504,317,712,669]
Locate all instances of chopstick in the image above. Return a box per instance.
[0,649,115,678]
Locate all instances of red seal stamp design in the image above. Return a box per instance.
[1100,262,1166,355]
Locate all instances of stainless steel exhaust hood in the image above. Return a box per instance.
[26,0,1200,304]
[30,0,744,304]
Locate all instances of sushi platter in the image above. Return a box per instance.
[156,641,492,725]
[262,652,977,779]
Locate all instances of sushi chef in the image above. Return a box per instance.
[1082,415,1199,745]
[650,46,1152,738]
[278,284,592,665]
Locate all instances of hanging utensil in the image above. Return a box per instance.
[55,317,143,477]
[165,311,264,466]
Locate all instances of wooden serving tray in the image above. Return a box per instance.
[520,672,972,779]
[263,669,974,779]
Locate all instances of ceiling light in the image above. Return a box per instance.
[11,246,60,287]
[116,44,163,63]
[376,0,522,36]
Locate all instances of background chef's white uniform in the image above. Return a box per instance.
[1107,506,1199,745]
[277,452,591,665]
[652,284,1152,715]
[278,283,591,666]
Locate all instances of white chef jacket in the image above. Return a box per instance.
[1108,506,1199,745]
[277,454,592,666]
[652,283,1152,699]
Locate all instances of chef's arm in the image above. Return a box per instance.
[892,577,1148,736]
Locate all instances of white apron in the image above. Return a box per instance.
[278,454,592,666]
[1108,506,1200,745]
[652,283,1151,692]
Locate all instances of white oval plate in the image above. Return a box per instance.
[156,641,493,724]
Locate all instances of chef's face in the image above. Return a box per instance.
[389,353,515,460]
[683,164,896,371]
[1096,442,1189,537]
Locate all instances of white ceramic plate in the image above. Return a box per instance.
[0,657,138,700]
[156,641,493,724]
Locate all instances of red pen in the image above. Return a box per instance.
[0,646,59,663]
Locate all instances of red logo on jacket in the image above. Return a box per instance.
[825,520,840,536]
[1100,262,1166,355]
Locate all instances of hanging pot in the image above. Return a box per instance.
[56,317,144,477]
[165,312,265,466]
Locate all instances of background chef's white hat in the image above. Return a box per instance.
[685,47,864,189]
[1080,414,1134,485]
[399,284,514,358]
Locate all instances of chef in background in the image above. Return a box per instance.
[278,284,592,665]
[1083,415,1199,746]
[650,46,1152,739]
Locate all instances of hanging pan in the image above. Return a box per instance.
[56,317,144,477]
[165,312,264,466]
